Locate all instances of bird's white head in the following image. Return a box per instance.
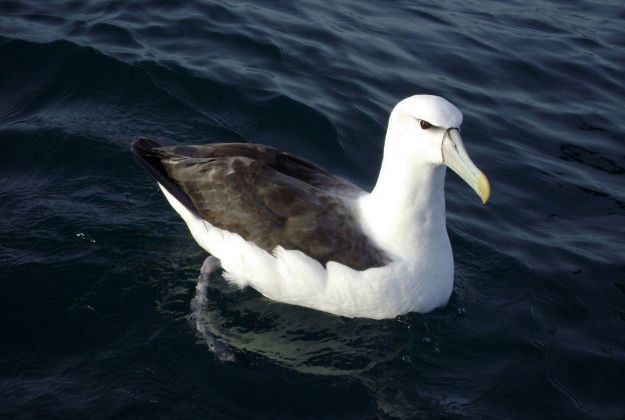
[386,94,491,204]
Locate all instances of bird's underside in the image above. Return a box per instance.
[131,138,390,271]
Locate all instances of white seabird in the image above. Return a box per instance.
[131,95,490,319]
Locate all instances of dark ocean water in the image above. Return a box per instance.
[1,0,625,418]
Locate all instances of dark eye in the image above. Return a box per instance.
[420,120,433,129]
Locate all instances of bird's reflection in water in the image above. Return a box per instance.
[189,267,449,418]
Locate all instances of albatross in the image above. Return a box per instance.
[131,95,490,320]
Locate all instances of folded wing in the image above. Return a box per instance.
[131,138,389,270]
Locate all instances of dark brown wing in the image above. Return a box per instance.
[131,138,389,270]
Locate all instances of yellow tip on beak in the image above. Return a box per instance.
[478,173,491,204]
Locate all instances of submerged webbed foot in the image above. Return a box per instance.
[200,256,222,278]
[191,256,235,362]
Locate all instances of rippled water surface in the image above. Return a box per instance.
[2,0,625,418]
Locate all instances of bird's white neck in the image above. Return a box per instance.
[358,138,448,261]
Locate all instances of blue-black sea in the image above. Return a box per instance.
[1,1,624,418]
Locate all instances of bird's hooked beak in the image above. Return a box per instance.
[442,128,491,204]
